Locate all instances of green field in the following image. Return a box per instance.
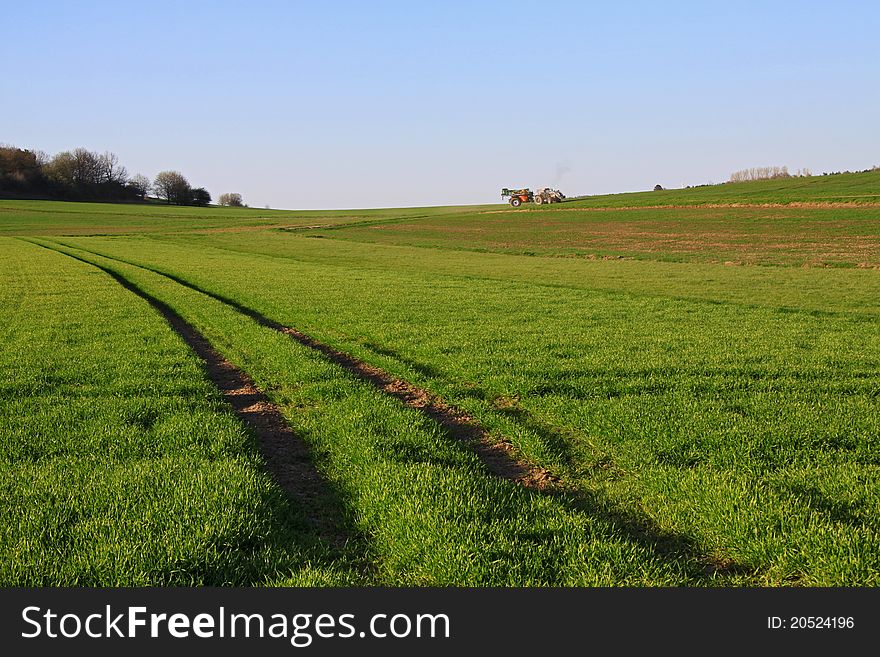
[304,205,879,268]
[0,199,498,236]
[563,170,880,207]
[2,173,878,586]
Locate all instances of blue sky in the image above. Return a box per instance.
[3,1,878,209]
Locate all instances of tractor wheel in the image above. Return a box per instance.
[510,197,521,207]
[534,195,544,205]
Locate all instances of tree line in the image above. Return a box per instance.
[729,166,811,182]
[0,144,245,207]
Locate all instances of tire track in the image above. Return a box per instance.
[44,241,562,491]
[35,239,755,581]
[26,239,351,549]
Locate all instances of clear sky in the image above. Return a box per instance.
[3,1,878,209]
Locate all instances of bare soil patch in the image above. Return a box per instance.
[484,201,880,214]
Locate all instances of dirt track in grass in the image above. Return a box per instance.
[50,244,563,491]
[27,241,349,548]
[276,325,562,490]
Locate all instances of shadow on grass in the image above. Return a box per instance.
[787,483,878,533]
[487,395,755,582]
[525,367,878,400]
[362,341,444,379]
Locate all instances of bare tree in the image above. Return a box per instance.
[99,151,128,185]
[70,148,103,187]
[218,192,244,207]
[153,170,191,204]
[730,165,796,182]
[128,173,151,199]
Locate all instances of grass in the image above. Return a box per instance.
[1,171,878,586]
[0,238,360,585]
[27,239,712,586]
[306,205,880,268]
[562,169,880,207]
[45,230,880,585]
[0,199,499,236]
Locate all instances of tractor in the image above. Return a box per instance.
[501,188,533,207]
[501,187,565,207]
[533,187,566,204]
